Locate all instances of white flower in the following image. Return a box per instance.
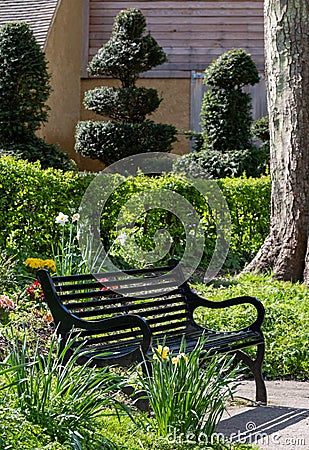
[71,213,80,223]
[55,212,69,226]
[116,233,127,246]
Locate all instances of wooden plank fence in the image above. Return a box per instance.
[85,0,264,78]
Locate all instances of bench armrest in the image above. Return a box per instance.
[187,293,265,331]
[60,313,152,356]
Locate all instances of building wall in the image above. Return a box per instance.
[37,0,96,170]
[87,1,265,76]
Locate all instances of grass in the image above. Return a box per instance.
[192,271,309,380]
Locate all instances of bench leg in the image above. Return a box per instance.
[121,360,152,413]
[235,343,267,405]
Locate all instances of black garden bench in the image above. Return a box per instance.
[37,263,267,404]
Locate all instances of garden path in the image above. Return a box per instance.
[218,380,309,450]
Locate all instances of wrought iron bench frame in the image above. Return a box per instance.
[37,263,267,404]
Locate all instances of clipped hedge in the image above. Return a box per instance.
[0,157,93,256]
[87,172,271,270]
[0,156,270,270]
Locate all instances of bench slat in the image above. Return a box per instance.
[55,272,177,292]
[73,299,187,319]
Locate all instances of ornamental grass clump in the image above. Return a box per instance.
[136,335,239,442]
[1,328,128,446]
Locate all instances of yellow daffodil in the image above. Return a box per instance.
[172,353,188,366]
[153,344,170,361]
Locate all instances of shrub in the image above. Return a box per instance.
[88,8,167,86]
[75,8,177,165]
[0,156,93,256]
[203,48,260,89]
[84,86,162,122]
[201,49,259,152]
[0,158,270,271]
[201,89,254,152]
[174,49,269,178]
[75,120,177,165]
[251,115,270,149]
[0,22,72,170]
[173,146,269,179]
[91,172,270,271]
[0,132,75,171]
[176,49,268,178]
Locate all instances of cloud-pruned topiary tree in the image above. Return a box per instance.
[0,22,73,170]
[75,8,178,166]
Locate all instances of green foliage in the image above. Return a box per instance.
[201,89,254,152]
[135,336,238,440]
[0,158,270,271]
[95,173,270,271]
[0,252,20,294]
[2,328,126,446]
[0,406,70,450]
[76,8,177,165]
[193,273,309,380]
[173,146,269,179]
[84,86,162,122]
[0,132,76,171]
[88,8,167,87]
[183,48,269,177]
[251,115,270,144]
[75,120,177,165]
[0,22,50,136]
[0,22,72,171]
[0,156,93,256]
[204,48,260,89]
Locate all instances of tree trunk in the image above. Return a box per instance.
[244,0,309,283]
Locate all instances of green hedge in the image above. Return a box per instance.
[217,176,270,267]
[0,157,270,270]
[0,157,93,257]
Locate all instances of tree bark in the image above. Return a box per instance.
[244,0,309,283]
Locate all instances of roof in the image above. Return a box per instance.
[0,0,60,47]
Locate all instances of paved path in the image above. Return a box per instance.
[217,380,309,449]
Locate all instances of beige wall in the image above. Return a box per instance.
[37,0,87,168]
[80,78,191,164]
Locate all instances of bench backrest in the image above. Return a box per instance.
[42,265,194,337]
